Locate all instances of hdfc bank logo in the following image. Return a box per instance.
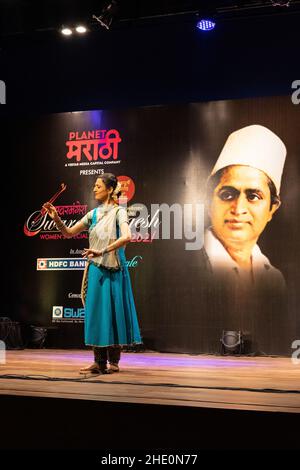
[37,259,47,270]
[118,176,135,203]
[52,306,63,318]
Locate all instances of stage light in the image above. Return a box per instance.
[196,18,216,31]
[61,27,72,36]
[0,318,24,350]
[93,1,119,30]
[76,25,87,34]
[220,330,244,355]
[29,326,48,349]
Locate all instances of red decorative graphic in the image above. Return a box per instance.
[117,176,135,203]
[24,183,67,236]
[35,183,66,223]
[66,129,121,162]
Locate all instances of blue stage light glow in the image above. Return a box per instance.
[196,19,216,31]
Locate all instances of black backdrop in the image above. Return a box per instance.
[6,95,300,355]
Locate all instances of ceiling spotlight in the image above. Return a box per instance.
[61,27,72,36]
[93,1,119,30]
[76,25,87,34]
[196,18,216,31]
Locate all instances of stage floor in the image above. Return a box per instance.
[0,349,299,413]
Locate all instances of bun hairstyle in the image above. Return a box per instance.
[100,173,122,201]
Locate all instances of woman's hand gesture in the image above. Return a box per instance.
[43,202,58,220]
[82,248,103,259]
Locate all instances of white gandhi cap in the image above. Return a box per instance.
[211,125,286,194]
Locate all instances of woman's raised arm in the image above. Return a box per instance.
[43,202,86,238]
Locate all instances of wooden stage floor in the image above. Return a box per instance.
[0,349,299,413]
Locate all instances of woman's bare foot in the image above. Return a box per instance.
[79,362,105,374]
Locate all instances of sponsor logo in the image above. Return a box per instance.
[52,306,85,323]
[37,258,87,270]
[118,175,135,203]
[38,257,142,270]
[64,308,85,319]
[37,259,48,270]
[65,129,122,167]
[52,306,63,318]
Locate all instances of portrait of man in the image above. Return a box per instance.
[204,124,286,292]
[195,124,289,354]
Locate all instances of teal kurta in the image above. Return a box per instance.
[82,206,142,347]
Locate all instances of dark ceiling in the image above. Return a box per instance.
[0,0,299,115]
[1,0,300,38]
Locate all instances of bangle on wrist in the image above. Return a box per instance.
[56,219,66,231]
